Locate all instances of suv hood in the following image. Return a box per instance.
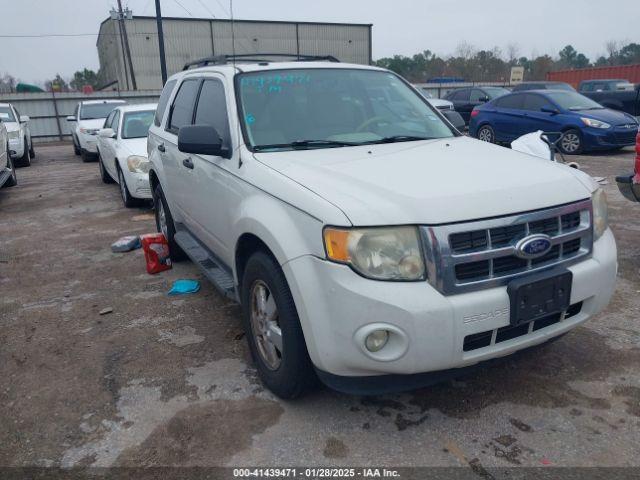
[254,136,594,225]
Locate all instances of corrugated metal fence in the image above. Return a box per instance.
[0,90,161,143]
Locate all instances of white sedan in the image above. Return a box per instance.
[96,104,156,207]
[0,103,33,167]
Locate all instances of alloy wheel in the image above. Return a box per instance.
[157,200,168,238]
[478,127,493,142]
[561,133,581,153]
[249,280,283,370]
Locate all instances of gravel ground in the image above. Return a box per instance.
[1,143,639,473]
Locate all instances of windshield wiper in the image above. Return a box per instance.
[362,135,433,145]
[253,139,359,151]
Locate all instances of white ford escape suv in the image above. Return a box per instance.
[147,55,617,398]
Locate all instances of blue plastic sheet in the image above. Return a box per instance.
[168,279,201,295]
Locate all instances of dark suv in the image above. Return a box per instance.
[445,86,510,124]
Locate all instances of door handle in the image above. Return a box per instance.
[157,143,165,152]
[182,157,194,169]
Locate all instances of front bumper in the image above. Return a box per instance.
[8,137,23,158]
[284,228,617,391]
[584,126,637,150]
[123,169,152,199]
[78,133,98,153]
[616,174,640,202]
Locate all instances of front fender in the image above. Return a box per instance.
[232,192,327,279]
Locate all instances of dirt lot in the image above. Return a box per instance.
[1,143,639,472]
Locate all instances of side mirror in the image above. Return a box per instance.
[66,115,76,122]
[442,110,466,131]
[178,125,228,157]
[541,107,559,115]
[98,128,116,138]
[19,115,30,123]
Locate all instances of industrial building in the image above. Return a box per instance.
[96,16,373,90]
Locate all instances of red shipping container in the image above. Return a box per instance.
[141,233,172,274]
[547,64,640,89]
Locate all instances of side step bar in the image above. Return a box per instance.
[173,225,238,301]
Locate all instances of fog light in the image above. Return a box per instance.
[365,330,389,352]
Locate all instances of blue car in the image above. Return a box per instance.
[469,90,639,154]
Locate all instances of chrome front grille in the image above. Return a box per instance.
[421,199,593,294]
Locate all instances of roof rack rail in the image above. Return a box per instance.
[182,53,340,70]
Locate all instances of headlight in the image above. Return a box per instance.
[127,155,150,174]
[323,226,426,281]
[7,131,19,140]
[581,117,610,129]
[592,188,609,240]
[79,127,99,135]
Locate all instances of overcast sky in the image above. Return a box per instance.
[0,0,637,84]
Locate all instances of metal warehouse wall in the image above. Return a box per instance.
[547,64,640,88]
[0,90,161,143]
[97,17,373,90]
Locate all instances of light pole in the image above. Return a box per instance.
[155,0,168,85]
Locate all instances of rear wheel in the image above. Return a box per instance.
[477,125,495,143]
[559,129,583,155]
[153,184,186,261]
[4,145,17,187]
[241,251,316,399]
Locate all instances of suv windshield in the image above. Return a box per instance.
[545,91,604,111]
[122,110,155,139]
[237,68,455,151]
[0,106,16,122]
[80,103,123,120]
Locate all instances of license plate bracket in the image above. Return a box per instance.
[508,269,572,326]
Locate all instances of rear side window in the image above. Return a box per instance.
[470,89,485,102]
[522,94,554,111]
[494,94,524,109]
[168,79,200,133]
[194,79,231,149]
[154,79,177,127]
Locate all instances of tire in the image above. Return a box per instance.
[477,124,495,143]
[14,138,31,167]
[4,144,17,187]
[81,149,95,163]
[153,183,187,261]
[98,151,115,184]
[240,251,316,399]
[73,136,81,156]
[559,129,583,155]
[29,141,35,158]
[118,167,138,208]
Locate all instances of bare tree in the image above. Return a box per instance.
[506,43,520,66]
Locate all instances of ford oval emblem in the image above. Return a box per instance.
[515,234,553,259]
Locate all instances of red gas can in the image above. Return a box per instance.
[140,233,172,274]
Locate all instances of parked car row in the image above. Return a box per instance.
[0,102,34,168]
[64,99,156,208]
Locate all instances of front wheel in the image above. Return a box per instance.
[98,151,115,184]
[153,184,186,261]
[118,168,138,208]
[4,144,17,187]
[241,251,316,399]
[73,136,81,156]
[477,125,495,143]
[559,129,583,155]
[15,138,31,167]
